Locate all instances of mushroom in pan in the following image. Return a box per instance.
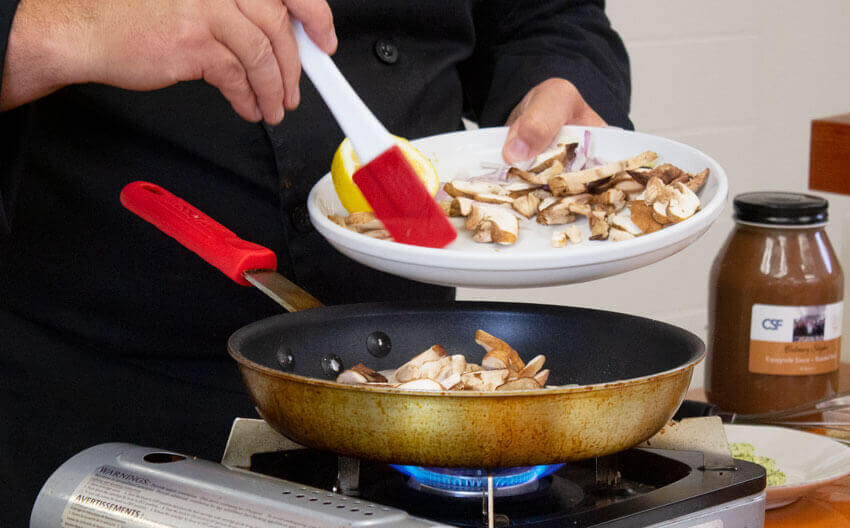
[337,363,388,385]
[395,345,447,382]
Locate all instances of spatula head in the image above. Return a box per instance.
[352,145,456,248]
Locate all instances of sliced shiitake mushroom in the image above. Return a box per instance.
[337,363,388,385]
[496,378,541,391]
[549,151,658,196]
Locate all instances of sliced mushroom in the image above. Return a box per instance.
[438,372,462,390]
[472,221,494,243]
[529,142,577,173]
[337,363,388,385]
[345,212,384,232]
[512,192,541,219]
[610,212,643,236]
[552,231,567,248]
[537,196,559,212]
[361,229,391,239]
[592,188,626,211]
[395,345,447,382]
[396,379,444,391]
[533,369,550,386]
[652,200,673,225]
[444,180,505,199]
[667,182,701,222]
[683,168,709,193]
[609,228,635,242]
[419,357,449,380]
[496,378,541,391]
[549,151,658,196]
[466,204,519,245]
[589,205,610,240]
[378,369,398,384]
[461,369,510,391]
[530,188,554,201]
[567,201,592,217]
[628,163,688,186]
[537,198,577,225]
[510,160,564,185]
[643,176,671,206]
[629,201,664,234]
[613,175,645,194]
[328,214,348,227]
[449,196,474,217]
[449,354,467,374]
[336,370,368,385]
[476,330,525,372]
[585,175,615,194]
[474,193,516,205]
[504,181,544,197]
[464,363,482,373]
[518,354,546,378]
[564,225,583,245]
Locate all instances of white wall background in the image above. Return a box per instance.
[457,0,850,388]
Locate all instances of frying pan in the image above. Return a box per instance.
[121,182,704,468]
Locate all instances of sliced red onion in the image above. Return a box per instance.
[434,185,450,201]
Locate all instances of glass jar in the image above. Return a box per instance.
[706,192,843,414]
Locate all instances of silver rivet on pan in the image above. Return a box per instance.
[366,331,392,357]
[320,354,344,378]
[276,347,295,371]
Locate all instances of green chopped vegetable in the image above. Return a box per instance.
[729,442,786,486]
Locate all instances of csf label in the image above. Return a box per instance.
[750,302,842,343]
[749,302,843,376]
[761,318,783,331]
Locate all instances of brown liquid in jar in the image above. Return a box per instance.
[706,193,843,414]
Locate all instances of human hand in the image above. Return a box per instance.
[1,0,336,124]
[502,78,606,164]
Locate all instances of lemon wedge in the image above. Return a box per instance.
[331,136,440,213]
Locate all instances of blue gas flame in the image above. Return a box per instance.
[390,464,564,490]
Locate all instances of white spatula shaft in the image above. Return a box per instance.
[292,21,393,165]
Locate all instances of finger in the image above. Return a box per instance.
[502,81,607,163]
[234,0,302,109]
[209,4,285,124]
[284,0,337,54]
[201,41,262,122]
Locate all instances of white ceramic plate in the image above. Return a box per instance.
[724,424,850,509]
[307,126,729,288]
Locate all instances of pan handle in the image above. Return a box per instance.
[120,181,277,286]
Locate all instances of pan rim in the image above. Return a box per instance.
[227,301,705,397]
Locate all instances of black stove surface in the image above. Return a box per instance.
[250,449,765,527]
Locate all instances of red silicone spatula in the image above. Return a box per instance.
[292,22,456,248]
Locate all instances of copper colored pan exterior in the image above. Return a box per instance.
[228,302,701,468]
[233,363,694,468]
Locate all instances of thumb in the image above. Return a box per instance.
[502,79,607,164]
[502,95,565,164]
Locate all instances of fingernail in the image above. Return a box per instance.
[505,137,532,163]
[275,106,285,123]
[253,105,263,122]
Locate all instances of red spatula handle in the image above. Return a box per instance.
[120,181,276,286]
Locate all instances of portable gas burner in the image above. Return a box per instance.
[32,418,766,528]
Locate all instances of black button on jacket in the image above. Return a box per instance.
[0,1,630,522]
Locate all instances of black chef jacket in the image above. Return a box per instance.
[0,1,631,523]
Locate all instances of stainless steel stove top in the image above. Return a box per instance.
[30,418,767,528]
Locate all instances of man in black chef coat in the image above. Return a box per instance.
[0,0,631,523]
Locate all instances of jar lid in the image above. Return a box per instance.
[733,192,828,225]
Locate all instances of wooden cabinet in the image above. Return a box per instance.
[809,114,850,195]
